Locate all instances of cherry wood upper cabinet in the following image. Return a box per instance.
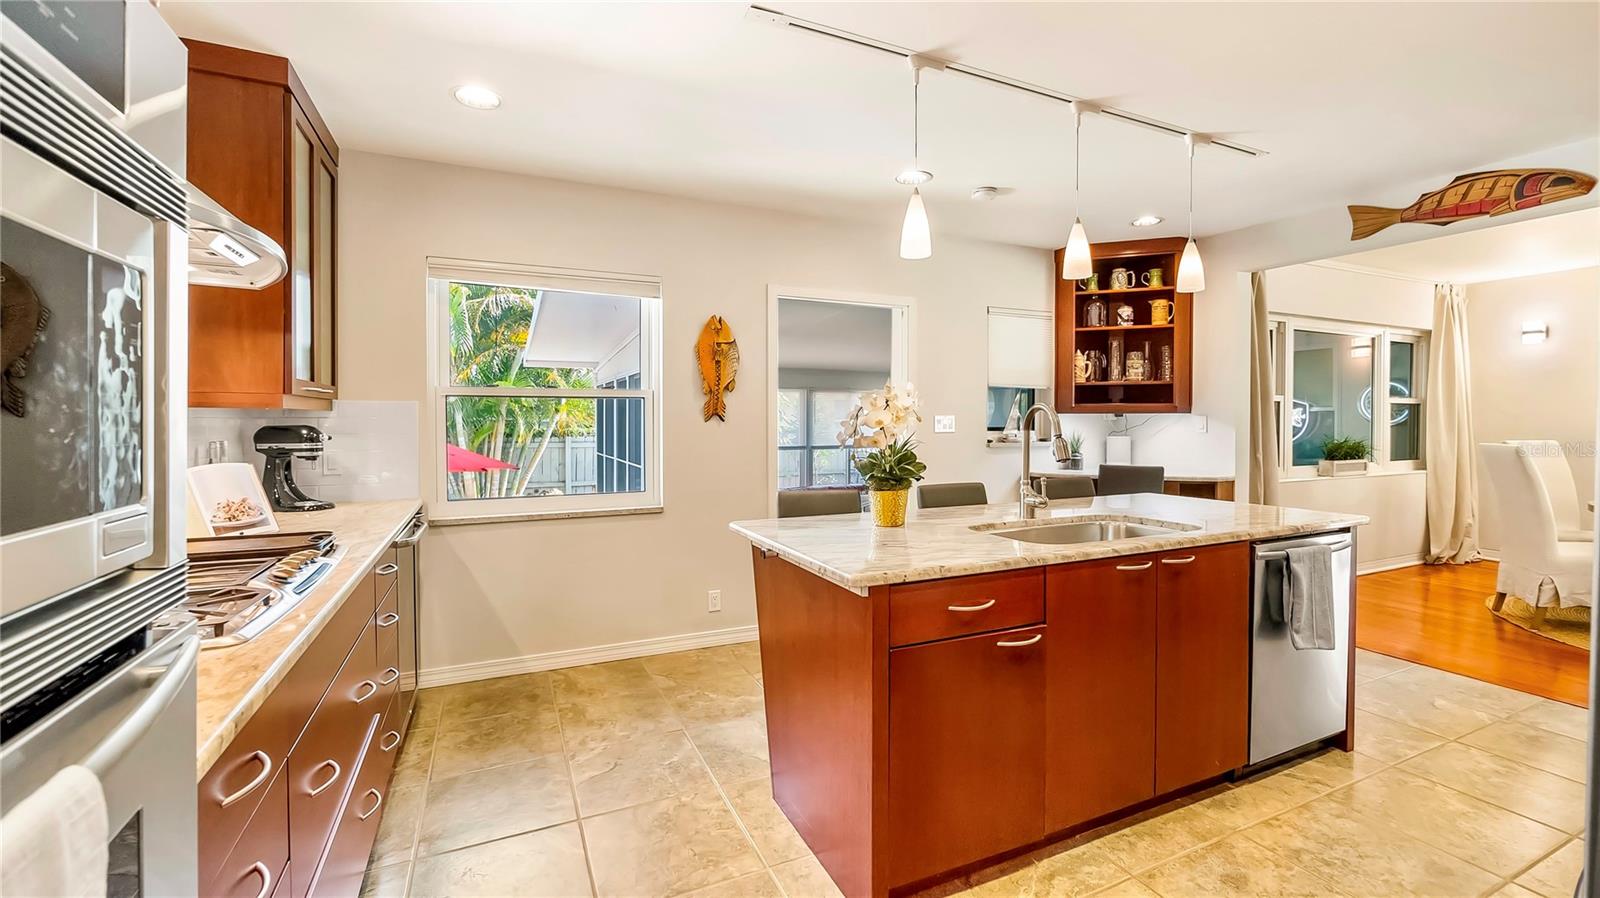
[185,40,339,409]
[888,625,1046,886]
[1154,542,1250,793]
[1053,237,1194,414]
[1044,556,1157,832]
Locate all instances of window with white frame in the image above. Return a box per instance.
[1269,317,1427,475]
[777,388,868,489]
[427,259,661,518]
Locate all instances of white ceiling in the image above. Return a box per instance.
[1325,208,1600,284]
[778,299,891,372]
[159,2,1598,249]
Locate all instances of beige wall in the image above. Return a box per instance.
[1263,263,1435,571]
[1468,266,1600,554]
[336,152,1053,677]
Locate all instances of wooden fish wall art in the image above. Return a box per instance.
[696,314,739,422]
[1348,168,1595,240]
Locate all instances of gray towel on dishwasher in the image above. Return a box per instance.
[1282,544,1336,651]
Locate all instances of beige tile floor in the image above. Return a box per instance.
[362,644,1589,898]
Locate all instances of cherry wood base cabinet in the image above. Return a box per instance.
[199,548,410,898]
[750,536,1351,898]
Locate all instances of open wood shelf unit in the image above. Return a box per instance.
[1053,237,1194,414]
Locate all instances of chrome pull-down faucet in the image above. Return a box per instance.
[1019,403,1072,520]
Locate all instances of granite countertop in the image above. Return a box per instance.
[195,498,423,779]
[1030,463,1235,483]
[730,494,1365,592]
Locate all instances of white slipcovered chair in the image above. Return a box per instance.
[1479,442,1594,627]
[1505,440,1594,542]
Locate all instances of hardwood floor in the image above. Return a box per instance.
[1357,561,1591,707]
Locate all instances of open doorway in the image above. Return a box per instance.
[1259,207,1598,706]
[766,290,911,515]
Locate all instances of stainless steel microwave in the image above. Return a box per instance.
[0,0,188,618]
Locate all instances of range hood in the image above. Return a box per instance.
[186,185,287,290]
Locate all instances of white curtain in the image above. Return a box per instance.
[1248,271,1280,505]
[1425,283,1482,564]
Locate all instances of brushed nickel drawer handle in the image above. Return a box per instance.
[377,612,400,628]
[381,730,401,752]
[353,680,379,703]
[379,667,400,686]
[247,862,272,898]
[1116,562,1153,571]
[996,633,1043,648]
[376,563,399,576]
[219,751,273,808]
[1161,555,1197,565]
[307,759,342,796]
[357,788,383,820]
[302,385,335,394]
[947,599,996,613]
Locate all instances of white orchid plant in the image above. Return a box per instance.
[836,383,927,491]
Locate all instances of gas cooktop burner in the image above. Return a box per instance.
[182,543,345,648]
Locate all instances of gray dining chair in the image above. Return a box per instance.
[917,482,988,509]
[1042,477,1095,500]
[777,489,863,518]
[1096,464,1165,496]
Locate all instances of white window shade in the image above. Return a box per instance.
[988,308,1054,388]
[427,257,661,299]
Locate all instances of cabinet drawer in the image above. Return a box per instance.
[203,769,288,898]
[309,722,391,898]
[374,692,406,776]
[199,573,373,887]
[889,624,1046,885]
[376,583,399,669]
[287,621,382,898]
[888,568,1043,647]
[374,548,399,599]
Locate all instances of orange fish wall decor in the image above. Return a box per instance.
[1348,168,1595,240]
[696,315,740,422]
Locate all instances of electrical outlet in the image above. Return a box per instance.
[707,589,722,613]
[321,452,343,476]
[1193,415,1208,433]
[934,415,956,433]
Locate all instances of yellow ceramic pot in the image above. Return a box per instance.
[870,488,910,527]
[1149,298,1172,325]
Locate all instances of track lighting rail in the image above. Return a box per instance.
[746,4,1267,159]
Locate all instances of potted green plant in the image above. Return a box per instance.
[1317,436,1372,477]
[1064,432,1085,470]
[837,383,926,527]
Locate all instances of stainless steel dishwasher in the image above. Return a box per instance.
[1249,530,1354,765]
[392,512,428,731]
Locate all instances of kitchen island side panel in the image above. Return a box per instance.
[752,548,889,898]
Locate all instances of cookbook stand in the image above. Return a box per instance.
[186,462,281,538]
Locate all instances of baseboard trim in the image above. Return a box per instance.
[418,625,760,688]
[1358,555,1427,575]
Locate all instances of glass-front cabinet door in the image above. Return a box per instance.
[289,103,336,401]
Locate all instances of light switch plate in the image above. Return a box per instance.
[933,415,956,433]
[1193,415,1208,433]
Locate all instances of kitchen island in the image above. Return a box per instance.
[730,494,1365,898]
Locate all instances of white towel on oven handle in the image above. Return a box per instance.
[0,765,108,898]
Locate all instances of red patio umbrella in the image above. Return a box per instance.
[446,443,517,473]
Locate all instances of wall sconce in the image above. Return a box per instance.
[1521,321,1549,344]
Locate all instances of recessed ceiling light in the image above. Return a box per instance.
[1130,214,1163,227]
[453,84,501,110]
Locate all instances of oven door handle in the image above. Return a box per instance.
[83,631,200,778]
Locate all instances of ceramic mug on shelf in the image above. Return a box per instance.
[1078,272,1100,291]
[1142,268,1165,287]
[1114,303,1136,327]
[1110,267,1136,290]
[1149,298,1172,325]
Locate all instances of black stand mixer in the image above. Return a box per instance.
[253,424,335,512]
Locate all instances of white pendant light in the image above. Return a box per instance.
[1062,101,1094,280]
[900,188,931,260]
[897,60,934,260]
[1176,133,1207,293]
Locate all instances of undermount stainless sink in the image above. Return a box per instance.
[980,519,1183,545]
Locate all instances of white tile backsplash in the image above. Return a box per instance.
[188,400,419,503]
